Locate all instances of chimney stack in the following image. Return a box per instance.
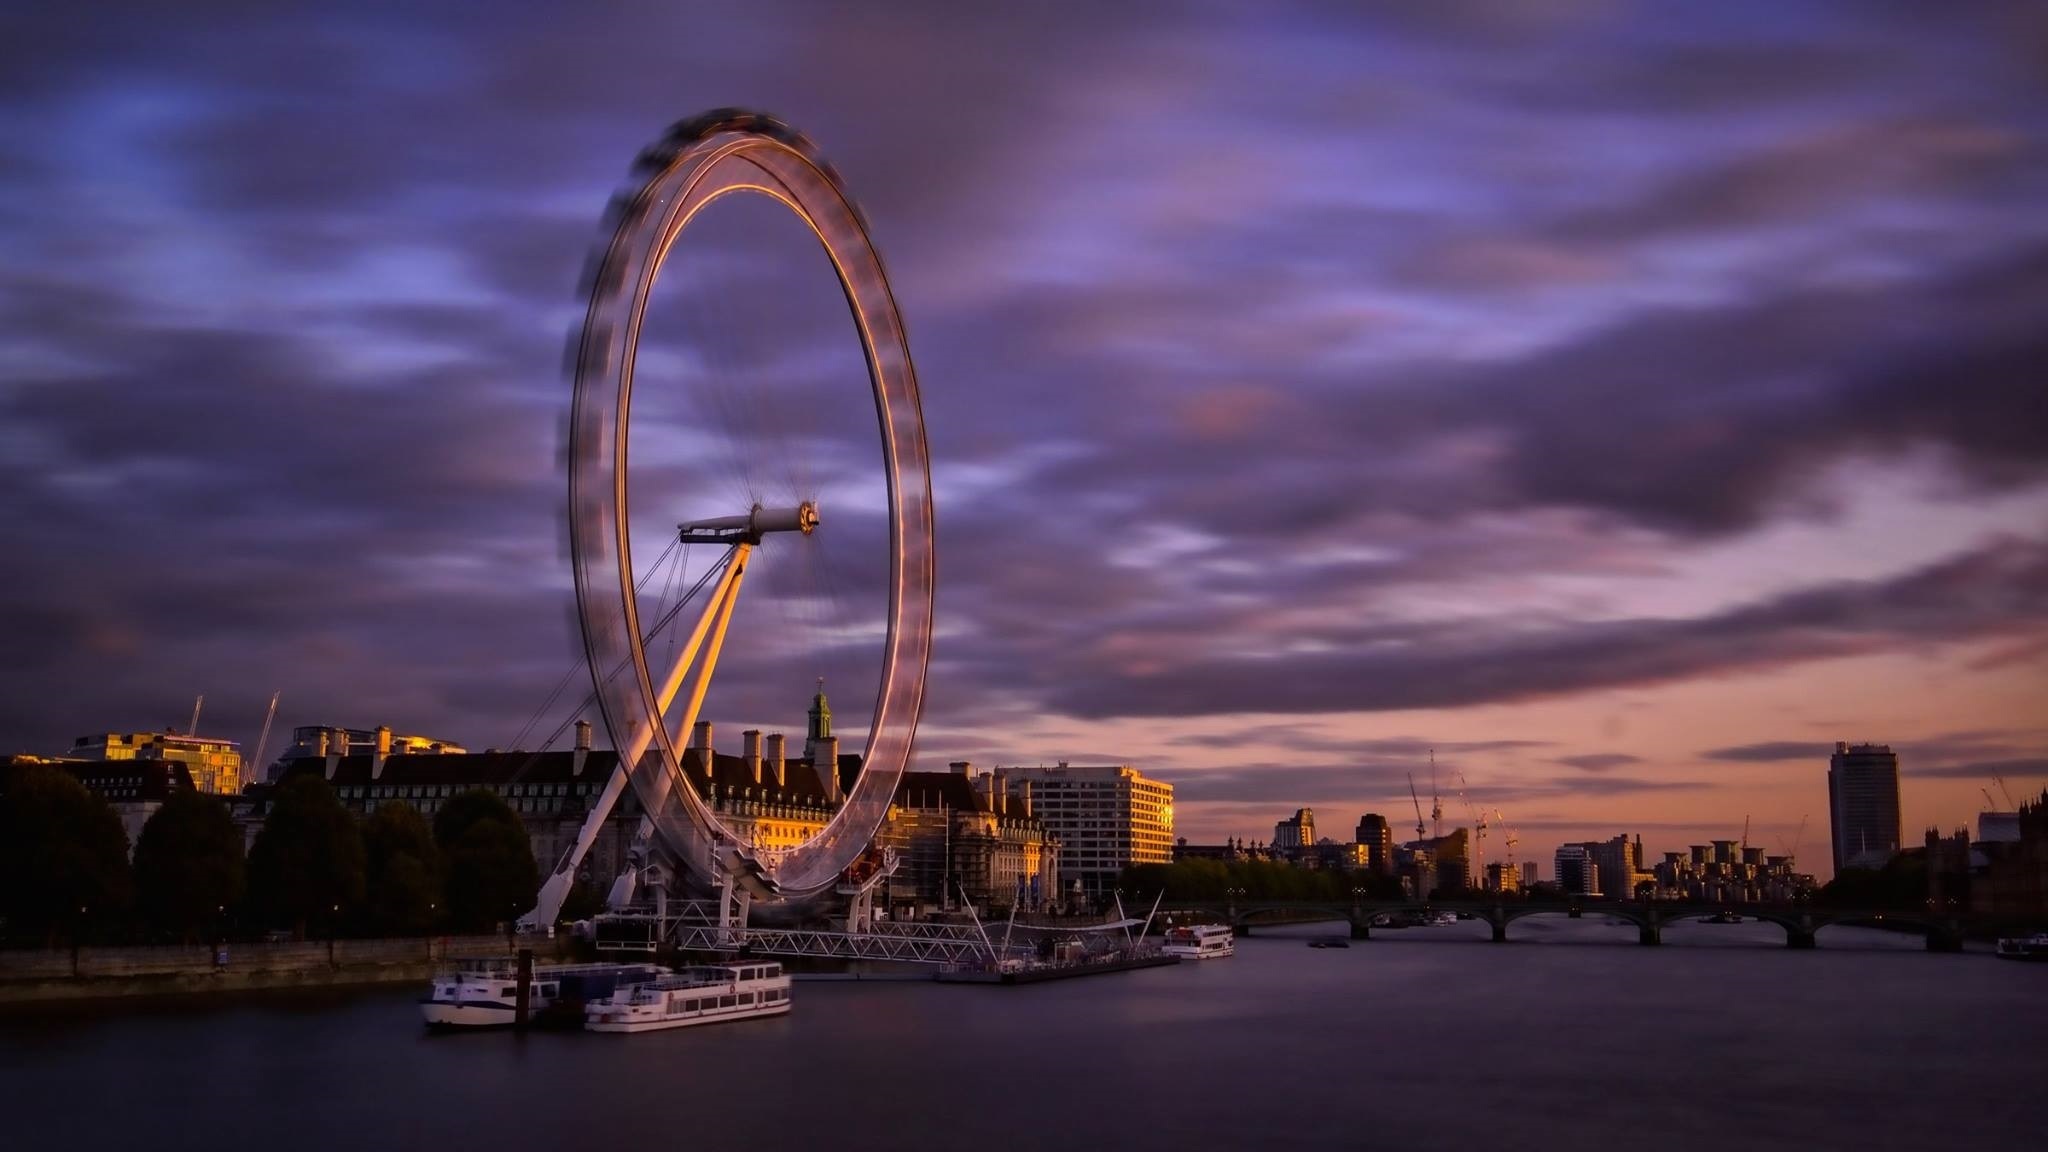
[692,720,713,751]
[992,768,1007,816]
[950,760,976,778]
[371,724,393,780]
[816,736,841,804]
[744,729,762,785]
[573,719,593,776]
[765,732,786,789]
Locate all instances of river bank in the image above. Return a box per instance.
[0,934,572,1007]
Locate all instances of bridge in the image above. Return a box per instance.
[1163,897,1973,951]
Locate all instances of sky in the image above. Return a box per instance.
[2,1,2045,877]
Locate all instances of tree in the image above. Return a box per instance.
[362,803,442,935]
[133,790,245,942]
[559,879,607,922]
[435,789,539,932]
[247,774,365,938]
[0,766,131,945]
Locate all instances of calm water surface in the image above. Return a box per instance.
[3,917,2042,1151]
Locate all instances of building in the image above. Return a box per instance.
[1829,742,1902,873]
[1356,813,1393,874]
[2,753,198,849]
[1421,828,1472,892]
[265,715,849,895]
[1273,808,1316,852]
[1003,763,1174,898]
[880,762,1055,915]
[276,725,465,781]
[1554,844,1601,896]
[1521,859,1540,885]
[1587,833,1649,900]
[1485,860,1521,894]
[69,730,243,795]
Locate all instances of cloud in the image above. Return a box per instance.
[0,0,2044,807]
[1555,753,1642,773]
[1906,758,2048,782]
[1028,534,2048,719]
[1703,742,1833,763]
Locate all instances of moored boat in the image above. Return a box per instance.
[585,962,791,1033]
[1994,933,2048,961]
[1162,924,1235,960]
[420,958,664,1029]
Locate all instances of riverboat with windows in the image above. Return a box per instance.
[420,958,664,1029]
[585,963,792,1033]
[1994,932,2048,961]
[1161,924,1234,960]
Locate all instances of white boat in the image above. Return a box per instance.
[1161,924,1235,959]
[420,958,663,1029]
[1429,911,1458,927]
[1995,933,2048,961]
[585,962,792,1033]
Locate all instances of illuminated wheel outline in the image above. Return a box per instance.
[567,109,934,898]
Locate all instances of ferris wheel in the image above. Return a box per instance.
[528,110,934,924]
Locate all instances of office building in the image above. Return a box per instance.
[1554,844,1601,896]
[1005,763,1174,898]
[69,730,243,795]
[1828,742,1902,873]
[1356,813,1393,874]
[1273,808,1316,851]
[1485,860,1521,894]
[1588,832,1649,900]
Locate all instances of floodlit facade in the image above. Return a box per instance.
[70,731,243,795]
[1003,763,1174,898]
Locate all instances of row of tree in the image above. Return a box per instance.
[0,766,567,946]
[1120,858,1409,902]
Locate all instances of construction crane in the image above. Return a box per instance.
[1496,810,1519,852]
[1787,815,1806,867]
[188,694,205,736]
[248,691,281,790]
[1429,749,1443,839]
[1741,814,1751,855]
[1406,772,1427,842]
[1455,771,1487,885]
[1981,787,2004,812]
[1994,775,2017,810]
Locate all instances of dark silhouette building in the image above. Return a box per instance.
[1829,742,1902,873]
[1356,813,1392,874]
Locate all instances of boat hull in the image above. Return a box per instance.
[586,1001,791,1033]
[420,1000,521,1029]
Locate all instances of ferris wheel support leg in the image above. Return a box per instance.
[520,549,750,931]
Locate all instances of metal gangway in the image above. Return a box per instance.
[592,898,1023,966]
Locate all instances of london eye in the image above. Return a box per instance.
[528,110,934,925]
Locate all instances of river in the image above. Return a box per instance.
[3,917,2041,1151]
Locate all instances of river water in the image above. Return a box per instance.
[3,917,2041,1151]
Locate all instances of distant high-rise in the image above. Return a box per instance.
[1273,808,1315,851]
[1554,844,1601,896]
[1828,742,1902,873]
[1356,813,1393,874]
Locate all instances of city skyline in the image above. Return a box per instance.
[2,4,2045,879]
